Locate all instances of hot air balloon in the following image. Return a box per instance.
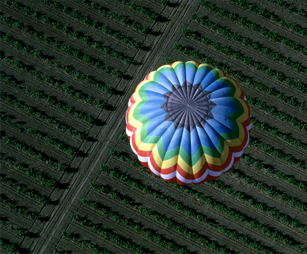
[126,61,251,185]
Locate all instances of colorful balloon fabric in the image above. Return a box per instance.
[126,61,252,185]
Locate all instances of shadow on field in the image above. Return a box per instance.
[0,216,39,238]
[93,119,105,126]
[84,136,97,142]
[0,216,8,223]
[15,121,27,125]
[55,182,70,190]
[76,151,88,157]
[48,199,60,206]
[156,15,169,22]
[26,231,40,238]
[131,60,143,66]
[150,30,163,36]
[105,104,116,111]
[37,216,50,223]
[18,247,31,254]
[123,75,132,80]
[112,89,125,96]
[167,2,180,8]
[64,167,78,173]
[141,45,151,51]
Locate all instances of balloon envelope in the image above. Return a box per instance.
[126,61,251,185]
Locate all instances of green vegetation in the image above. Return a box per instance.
[267,0,307,18]
[251,118,307,151]
[0,154,57,187]
[72,208,149,254]
[1,17,124,79]
[200,0,307,55]
[231,0,307,36]
[0,67,96,125]
[116,0,160,20]
[40,0,142,49]
[191,14,307,78]
[1,113,77,155]
[1,130,67,171]
[0,194,38,220]
[80,2,151,34]
[0,238,19,253]
[0,174,50,204]
[3,0,133,64]
[0,89,85,140]
[0,68,108,110]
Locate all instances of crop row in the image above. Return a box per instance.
[81,198,192,254]
[0,220,28,238]
[0,87,86,141]
[267,0,307,17]
[191,14,307,80]
[57,232,112,254]
[249,137,307,169]
[108,149,307,234]
[79,199,189,253]
[118,135,307,192]
[151,0,168,5]
[0,33,115,95]
[0,154,58,187]
[3,0,134,65]
[251,118,307,151]
[80,2,151,34]
[231,165,307,212]
[247,97,306,131]
[0,153,58,188]
[1,113,77,156]
[92,178,307,253]
[241,154,307,192]
[196,176,307,234]
[1,17,125,79]
[119,0,168,7]
[173,43,307,131]
[182,27,307,109]
[0,65,96,126]
[0,194,38,221]
[115,0,160,20]
[91,179,304,253]
[1,130,67,172]
[0,173,49,205]
[53,247,70,254]
[100,163,294,254]
[0,238,19,254]
[71,208,148,254]
[0,54,109,109]
[38,0,142,49]
[0,45,113,101]
[230,0,307,36]
[90,181,189,253]
[109,148,140,167]
[200,0,307,55]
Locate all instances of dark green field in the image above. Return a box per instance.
[1,0,307,253]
